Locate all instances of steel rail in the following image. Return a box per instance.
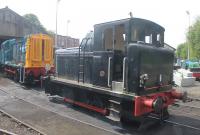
[173,103,200,110]
[0,88,47,135]
[0,128,18,135]
[169,108,200,119]
[188,96,200,102]
[0,87,123,135]
[169,102,200,119]
[149,115,200,131]
[0,109,46,135]
[3,82,200,134]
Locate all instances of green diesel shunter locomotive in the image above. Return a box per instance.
[45,17,186,125]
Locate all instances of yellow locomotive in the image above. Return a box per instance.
[0,34,54,83]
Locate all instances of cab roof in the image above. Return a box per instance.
[94,18,165,32]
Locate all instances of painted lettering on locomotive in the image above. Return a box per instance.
[45,18,186,123]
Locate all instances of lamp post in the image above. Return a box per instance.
[55,0,61,48]
[55,0,61,76]
[186,10,190,60]
[66,20,70,36]
[66,20,70,48]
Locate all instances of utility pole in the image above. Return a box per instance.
[55,0,61,49]
[55,0,61,75]
[66,20,70,36]
[186,10,190,60]
[66,20,70,48]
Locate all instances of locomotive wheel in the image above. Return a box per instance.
[162,107,169,120]
[25,72,34,85]
[64,90,74,100]
[87,94,104,108]
[14,71,19,82]
[63,89,76,107]
[3,70,8,78]
[120,111,143,127]
[120,115,142,129]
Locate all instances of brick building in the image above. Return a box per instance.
[56,35,79,48]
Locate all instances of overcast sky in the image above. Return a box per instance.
[0,0,200,48]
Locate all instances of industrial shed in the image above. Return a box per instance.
[0,7,46,44]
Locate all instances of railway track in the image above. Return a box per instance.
[0,81,200,134]
[174,102,200,110]
[171,103,200,115]
[0,128,17,135]
[0,108,45,135]
[170,97,200,117]
[0,87,123,135]
[163,98,200,132]
[149,115,200,132]
[188,96,200,102]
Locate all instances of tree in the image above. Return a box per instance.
[23,14,47,33]
[23,14,41,25]
[176,43,187,59]
[177,17,200,59]
[46,30,55,36]
[187,17,200,59]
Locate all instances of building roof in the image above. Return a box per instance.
[0,6,46,38]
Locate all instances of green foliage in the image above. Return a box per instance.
[23,14,47,33]
[47,30,55,36]
[177,17,200,59]
[188,17,200,59]
[176,43,187,59]
[23,14,41,25]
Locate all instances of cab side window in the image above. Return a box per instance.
[114,24,125,52]
[103,28,113,51]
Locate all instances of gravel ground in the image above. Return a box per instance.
[0,112,41,135]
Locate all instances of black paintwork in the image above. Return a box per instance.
[54,17,172,93]
[45,18,174,119]
[127,44,174,95]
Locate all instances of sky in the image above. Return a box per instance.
[0,0,200,48]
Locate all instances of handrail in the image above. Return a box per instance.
[55,55,58,76]
[123,57,127,90]
[78,38,89,83]
[107,57,112,87]
[78,42,81,82]
[23,66,25,83]
[19,66,25,83]
[19,66,22,83]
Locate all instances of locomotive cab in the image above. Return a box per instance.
[92,18,169,93]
